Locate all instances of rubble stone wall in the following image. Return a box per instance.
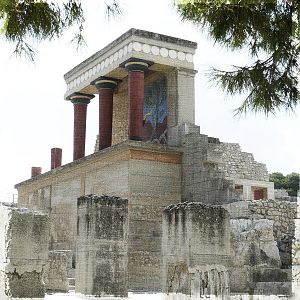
[208,142,269,181]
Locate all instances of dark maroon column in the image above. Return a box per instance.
[31,167,42,178]
[91,77,120,151]
[51,148,62,169]
[67,92,94,161]
[123,58,151,141]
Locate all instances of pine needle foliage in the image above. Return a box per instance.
[0,0,122,60]
[176,0,299,114]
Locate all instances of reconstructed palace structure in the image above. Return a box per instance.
[12,29,297,298]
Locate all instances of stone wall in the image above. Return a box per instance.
[223,199,297,268]
[76,195,128,297]
[180,124,237,205]
[162,202,231,293]
[16,141,182,292]
[207,141,269,181]
[44,250,72,292]
[0,203,49,299]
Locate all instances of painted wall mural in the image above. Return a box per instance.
[143,76,168,143]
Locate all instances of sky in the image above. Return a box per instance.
[0,0,299,202]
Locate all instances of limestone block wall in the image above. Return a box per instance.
[16,142,182,292]
[0,203,49,299]
[180,124,236,205]
[44,250,71,292]
[207,141,269,181]
[162,202,231,293]
[76,195,128,297]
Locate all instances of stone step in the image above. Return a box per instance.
[68,278,75,291]
[254,282,292,296]
[253,268,291,282]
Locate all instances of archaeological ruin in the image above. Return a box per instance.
[4,28,297,298]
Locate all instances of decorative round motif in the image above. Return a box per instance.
[104,58,109,67]
[151,46,159,55]
[118,48,123,58]
[96,64,101,72]
[128,43,133,52]
[100,61,105,70]
[186,53,193,62]
[69,81,74,89]
[109,55,114,64]
[76,77,80,85]
[92,66,97,75]
[123,45,128,56]
[168,49,177,59]
[114,52,118,61]
[133,42,142,52]
[142,44,150,53]
[177,51,186,61]
[84,72,88,80]
[160,47,168,57]
[88,69,93,77]
[80,74,85,82]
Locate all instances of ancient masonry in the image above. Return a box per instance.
[10,28,297,297]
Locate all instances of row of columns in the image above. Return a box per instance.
[68,58,152,161]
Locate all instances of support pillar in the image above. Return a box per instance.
[67,92,94,161]
[121,58,152,141]
[91,77,120,151]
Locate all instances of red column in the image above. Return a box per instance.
[124,59,151,141]
[31,167,42,178]
[51,148,62,169]
[91,77,119,151]
[67,92,94,161]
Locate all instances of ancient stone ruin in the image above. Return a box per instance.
[4,28,297,298]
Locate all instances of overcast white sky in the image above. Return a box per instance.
[0,0,299,202]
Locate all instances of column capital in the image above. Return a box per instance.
[91,76,121,90]
[66,92,94,105]
[120,57,153,72]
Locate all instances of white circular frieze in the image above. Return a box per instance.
[133,42,142,52]
[160,47,168,57]
[96,64,101,72]
[100,61,105,70]
[128,43,133,52]
[88,69,93,77]
[151,46,159,55]
[92,66,97,75]
[118,48,123,58]
[169,49,177,59]
[76,77,80,85]
[114,52,118,61]
[80,74,85,82]
[109,55,114,64]
[69,81,73,89]
[123,45,128,56]
[177,51,186,61]
[104,58,109,67]
[142,44,150,53]
[186,53,193,62]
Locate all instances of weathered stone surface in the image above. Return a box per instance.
[76,194,128,297]
[162,202,231,294]
[230,218,282,294]
[0,203,49,299]
[44,250,70,292]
